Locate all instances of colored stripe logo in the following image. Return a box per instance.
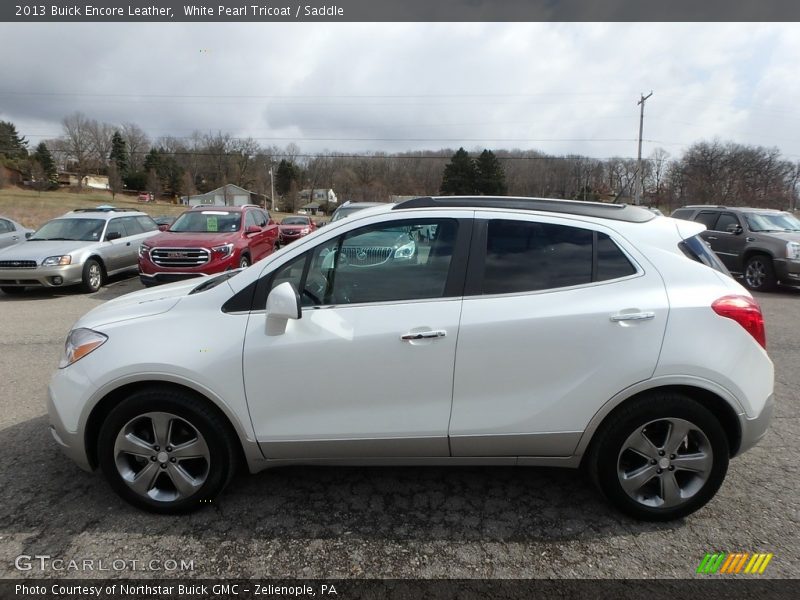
[697,552,773,574]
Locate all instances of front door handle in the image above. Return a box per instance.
[401,330,447,341]
[706,236,718,241]
[610,312,655,322]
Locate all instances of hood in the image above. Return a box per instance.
[144,231,240,248]
[343,231,411,248]
[760,231,800,243]
[74,278,202,329]
[0,239,96,263]
[280,224,311,231]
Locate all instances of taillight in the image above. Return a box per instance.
[711,295,766,349]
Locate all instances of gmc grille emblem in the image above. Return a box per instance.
[167,252,187,258]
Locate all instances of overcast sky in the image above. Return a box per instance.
[1,22,799,161]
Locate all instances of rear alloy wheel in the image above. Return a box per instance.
[81,259,103,293]
[0,286,26,295]
[98,388,238,513]
[239,254,251,269]
[744,255,777,292]
[588,393,729,521]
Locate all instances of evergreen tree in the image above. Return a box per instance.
[475,149,507,195]
[143,148,161,172]
[0,121,28,161]
[275,159,299,197]
[109,131,129,175]
[440,147,478,195]
[32,142,58,189]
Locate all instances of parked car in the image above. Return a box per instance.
[138,192,154,203]
[329,201,383,222]
[670,205,800,291]
[48,196,773,520]
[0,216,34,250]
[138,204,278,286]
[0,207,160,294]
[278,215,317,246]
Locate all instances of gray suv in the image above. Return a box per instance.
[671,205,800,291]
[0,207,160,295]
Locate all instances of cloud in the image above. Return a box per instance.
[0,22,798,159]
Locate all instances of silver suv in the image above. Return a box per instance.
[0,207,160,294]
[671,205,800,291]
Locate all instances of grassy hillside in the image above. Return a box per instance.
[0,187,296,228]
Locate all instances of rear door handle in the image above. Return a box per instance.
[610,312,655,322]
[401,330,447,341]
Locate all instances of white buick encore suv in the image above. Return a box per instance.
[48,197,774,520]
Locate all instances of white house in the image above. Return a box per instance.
[298,188,337,205]
[181,184,264,207]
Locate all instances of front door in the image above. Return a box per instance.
[242,215,468,458]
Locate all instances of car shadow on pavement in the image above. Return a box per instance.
[1,416,681,559]
[0,272,142,303]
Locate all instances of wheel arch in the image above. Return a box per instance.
[84,380,255,470]
[742,248,775,265]
[578,383,742,468]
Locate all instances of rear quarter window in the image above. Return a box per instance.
[679,235,731,276]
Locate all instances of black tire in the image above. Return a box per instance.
[586,392,729,521]
[0,286,26,295]
[743,254,777,292]
[239,254,251,269]
[81,258,104,293]
[97,387,238,514]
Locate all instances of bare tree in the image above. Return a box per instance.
[107,163,123,200]
[87,119,115,171]
[60,112,94,189]
[120,122,149,171]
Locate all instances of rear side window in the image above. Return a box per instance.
[714,213,740,232]
[679,235,731,276]
[670,209,694,220]
[694,211,719,229]
[135,215,159,232]
[482,220,636,295]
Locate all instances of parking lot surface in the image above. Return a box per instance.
[0,275,797,578]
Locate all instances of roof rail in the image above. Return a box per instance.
[392,196,655,223]
[72,207,139,213]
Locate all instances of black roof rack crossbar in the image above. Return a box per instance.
[392,196,655,223]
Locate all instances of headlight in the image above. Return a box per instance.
[59,328,108,369]
[42,255,71,266]
[394,241,416,259]
[787,241,800,260]
[138,244,151,259]
[212,243,234,258]
[301,228,311,234]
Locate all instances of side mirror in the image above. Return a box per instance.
[158,224,170,231]
[246,225,261,235]
[726,224,743,235]
[25,232,32,239]
[316,221,325,228]
[266,281,302,336]
[106,231,122,241]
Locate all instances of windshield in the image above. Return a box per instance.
[170,211,241,233]
[282,217,310,225]
[744,212,800,232]
[30,218,106,242]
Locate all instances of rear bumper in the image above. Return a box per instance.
[737,393,774,455]
[0,263,84,287]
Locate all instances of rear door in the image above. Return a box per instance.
[0,219,21,249]
[706,212,746,272]
[449,213,669,457]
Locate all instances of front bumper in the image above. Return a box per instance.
[0,263,84,287]
[47,383,93,472]
[773,259,800,284]
[737,393,774,455]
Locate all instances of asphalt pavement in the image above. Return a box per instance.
[0,275,797,579]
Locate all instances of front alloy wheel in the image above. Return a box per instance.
[98,388,237,513]
[744,255,776,292]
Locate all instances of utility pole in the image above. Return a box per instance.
[635,91,653,206]
[268,161,275,211]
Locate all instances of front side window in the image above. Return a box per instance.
[481,220,636,294]
[105,218,127,239]
[269,218,458,306]
[245,211,260,229]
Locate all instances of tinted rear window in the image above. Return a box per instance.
[670,209,694,220]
